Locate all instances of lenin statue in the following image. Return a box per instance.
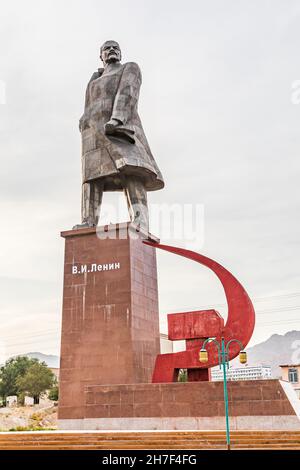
[79,40,164,231]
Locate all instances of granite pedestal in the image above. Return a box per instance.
[58,223,160,423]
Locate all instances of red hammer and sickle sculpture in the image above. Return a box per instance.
[143,242,255,383]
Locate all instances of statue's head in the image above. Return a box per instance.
[100,40,121,65]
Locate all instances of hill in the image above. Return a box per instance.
[20,352,59,368]
[232,330,300,377]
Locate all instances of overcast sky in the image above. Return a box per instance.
[0,0,300,361]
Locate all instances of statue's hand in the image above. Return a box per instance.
[105,118,122,134]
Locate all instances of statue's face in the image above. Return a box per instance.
[100,41,121,65]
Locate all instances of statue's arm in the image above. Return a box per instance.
[110,62,142,126]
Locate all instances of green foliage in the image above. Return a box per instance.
[48,385,59,401]
[0,356,38,402]
[0,356,56,405]
[30,412,43,422]
[178,369,188,382]
[16,362,55,403]
[17,391,26,406]
[9,426,56,432]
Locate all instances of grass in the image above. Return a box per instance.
[8,426,57,432]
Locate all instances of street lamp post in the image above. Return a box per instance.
[199,337,247,451]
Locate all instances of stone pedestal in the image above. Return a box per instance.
[59,380,300,430]
[58,223,160,422]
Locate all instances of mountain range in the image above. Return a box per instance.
[21,352,60,368]
[231,330,300,377]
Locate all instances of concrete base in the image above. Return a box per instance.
[58,415,300,431]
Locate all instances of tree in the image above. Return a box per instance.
[16,362,55,404]
[0,356,38,404]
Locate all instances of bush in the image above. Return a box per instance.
[9,426,56,432]
[48,385,59,401]
[178,369,188,382]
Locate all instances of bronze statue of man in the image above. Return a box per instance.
[79,40,164,231]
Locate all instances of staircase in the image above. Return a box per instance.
[0,431,300,450]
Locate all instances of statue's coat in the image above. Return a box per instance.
[80,62,164,191]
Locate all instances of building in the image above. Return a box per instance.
[6,396,17,407]
[211,365,272,382]
[160,333,185,353]
[50,367,60,380]
[159,333,173,354]
[280,364,300,399]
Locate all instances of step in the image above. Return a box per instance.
[0,431,300,451]
[0,431,298,438]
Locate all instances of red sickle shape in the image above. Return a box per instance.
[143,241,255,379]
